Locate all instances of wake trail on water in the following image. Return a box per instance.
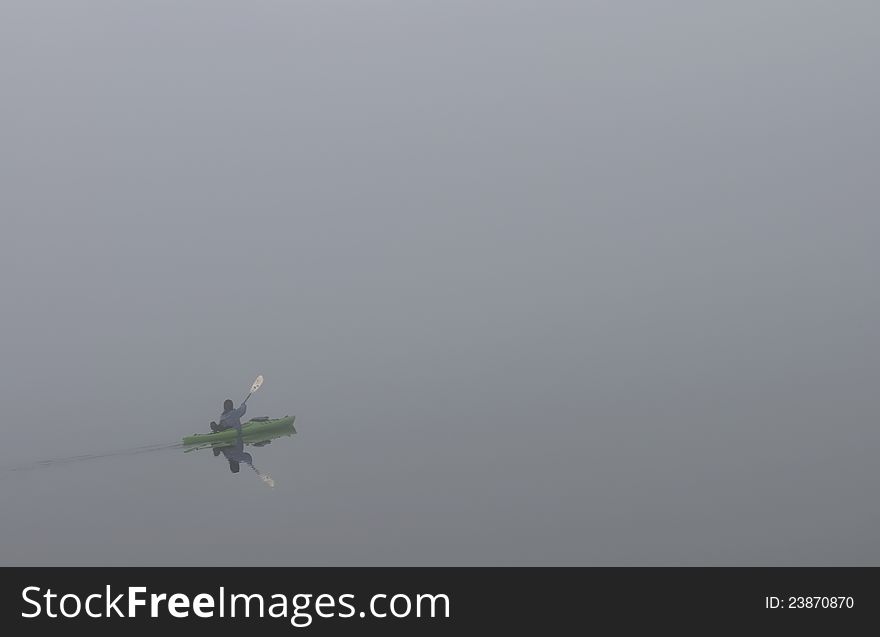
[1,441,184,474]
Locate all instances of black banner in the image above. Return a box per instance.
[2,568,876,633]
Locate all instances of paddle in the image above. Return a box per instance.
[242,374,263,406]
[209,375,264,432]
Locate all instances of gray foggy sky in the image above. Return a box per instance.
[0,2,878,565]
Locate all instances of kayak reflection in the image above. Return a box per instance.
[183,417,296,487]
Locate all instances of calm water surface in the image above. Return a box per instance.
[1,3,879,565]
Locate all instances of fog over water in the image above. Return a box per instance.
[1,2,878,565]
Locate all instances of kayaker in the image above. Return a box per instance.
[210,399,247,433]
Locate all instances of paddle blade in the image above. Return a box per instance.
[250,375,264,394]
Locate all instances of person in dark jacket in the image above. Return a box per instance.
[210,399,247,432]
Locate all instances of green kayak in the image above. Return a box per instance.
[182,416,296,447]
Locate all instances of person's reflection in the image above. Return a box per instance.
[213,435,252,473]
[212,433,275,486]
